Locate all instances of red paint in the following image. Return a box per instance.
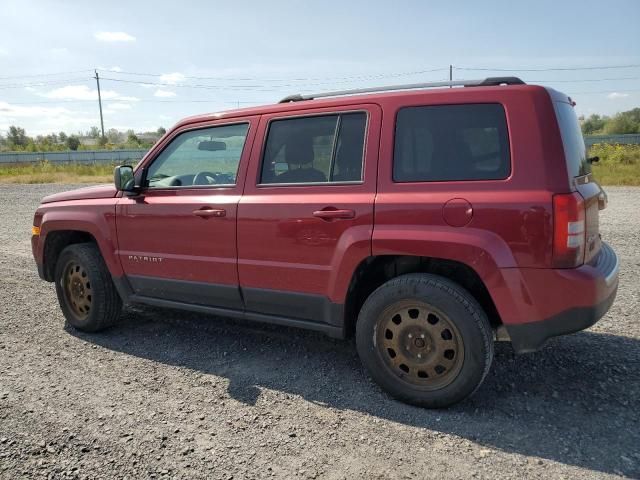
[32,83,617,329]
[442,198,473,227]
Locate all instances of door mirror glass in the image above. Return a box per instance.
[114,165,135,191]
[274,162,289,175]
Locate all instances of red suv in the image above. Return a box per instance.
[32,77,619,408]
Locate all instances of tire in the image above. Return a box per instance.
[356,273,493,408]
[54,243,122,332]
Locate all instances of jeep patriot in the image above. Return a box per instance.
[31,77,619,407]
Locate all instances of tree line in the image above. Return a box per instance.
[2,107,639,153]
[0,126,167,152]
[580,108,640,135]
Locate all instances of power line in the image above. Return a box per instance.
[528,77,640,83]
[0,69,94,81]
[98,76,454,90]
[455,64,640,72]
[99,77,279,91]
[0,98,272,105]
[95,67,449,83]
[572,88,640,95]
[0,77,92,90]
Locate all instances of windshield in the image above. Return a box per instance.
[554,101,591,178]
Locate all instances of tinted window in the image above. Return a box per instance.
[260,112,366,184]
[554,101,591,177]
[393,104,510,182]
[146,123,249,188]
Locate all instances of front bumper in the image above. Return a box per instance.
[503,242,619,353]
[36,262,47,281]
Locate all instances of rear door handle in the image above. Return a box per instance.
[193,208,226,218]
[312,208,355,220]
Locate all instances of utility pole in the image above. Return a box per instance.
[94,70,105,139]
[449,64,453,87]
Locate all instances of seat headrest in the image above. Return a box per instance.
[285,136,314,166]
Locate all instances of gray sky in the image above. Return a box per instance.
[1,0,639,135]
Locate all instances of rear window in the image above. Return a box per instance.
[554,101,591,177]
[393,103,510,182]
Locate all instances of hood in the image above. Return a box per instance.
[41,184,118,204]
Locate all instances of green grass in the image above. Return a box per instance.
[589,143,640,186]
[0,161,115,184]
[591,162,640,186]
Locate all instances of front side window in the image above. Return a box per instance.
[393,104,510,182]
[260,112,367,184]
[146,123,249,188]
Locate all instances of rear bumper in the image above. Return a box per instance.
[500,242,619,353]
[505,282,618,353]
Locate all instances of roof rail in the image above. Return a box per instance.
[278,76,525,103]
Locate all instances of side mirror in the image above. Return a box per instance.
[114,165,136,192]
[274,162,289,175]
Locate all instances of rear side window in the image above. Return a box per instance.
[393,104,510,182]
[260,112,367,184]
[554,101,591,177]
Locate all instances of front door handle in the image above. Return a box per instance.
[193,208,226,218]
[312,208,356,220]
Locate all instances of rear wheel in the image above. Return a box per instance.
[356,273,493,408]
[54,243,122,332]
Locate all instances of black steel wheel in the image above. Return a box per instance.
[54,243,122,332]
[356,273,493,408]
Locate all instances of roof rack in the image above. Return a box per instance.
[279,76,525,103]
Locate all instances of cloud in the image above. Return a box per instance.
[50,47,69,56]
[116,96,140,102]
[0,47,8,56]
[40,85,139,102]
[159,72,185,85]
[94,31,136,42]
[98,65,122,72]
[607,92,630,100]
[0,101,71,118]
[106,102,132,110]
[154,89,176,98]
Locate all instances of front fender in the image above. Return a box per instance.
[36,199,121,277]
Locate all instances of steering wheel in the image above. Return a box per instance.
[193,171,235,186]
[192,171,219,185]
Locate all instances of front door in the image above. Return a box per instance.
[116,118,257,309]
[237,105,381,325]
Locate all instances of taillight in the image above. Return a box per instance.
[552,192,586,268]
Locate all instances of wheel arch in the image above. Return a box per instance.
[42,230,99,281]
[343,255,502,337]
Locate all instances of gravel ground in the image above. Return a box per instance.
[0,184,638,480]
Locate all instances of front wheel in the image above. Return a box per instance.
[356,273,493,408]
[54,243,122,332]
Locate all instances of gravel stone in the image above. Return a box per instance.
[0,183,638,479]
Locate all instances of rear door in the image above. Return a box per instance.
[115,117,258,309]
[237,104,381,325]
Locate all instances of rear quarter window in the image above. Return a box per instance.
[393,103,510,182]
[553,101,591,178]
